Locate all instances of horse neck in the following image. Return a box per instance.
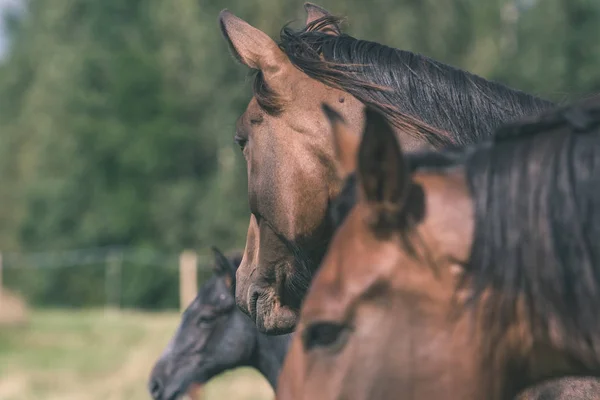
[387,51,555,144]
[324,43,555,146]
[252,331,293,388]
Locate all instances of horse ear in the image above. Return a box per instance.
[219,10,291,75]
[229,252,243,270]
[304,3,341,35]
[322,104,359,179]
[211,246,236,286]
[357,107,410,223]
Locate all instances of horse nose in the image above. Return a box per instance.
[148,377,164,399]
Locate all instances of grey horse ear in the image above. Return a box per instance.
[304,3,341,35]
[211,246,236,286]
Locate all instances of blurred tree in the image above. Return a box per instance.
[0,0,251,254]
[490,0,600,99]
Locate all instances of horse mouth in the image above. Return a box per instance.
[149,363,204,400]
[252,288,299,334]
[160,380,202,400]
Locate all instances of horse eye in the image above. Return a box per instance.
[198,314,216,324]
[302,322,350,353]
[234,135,247,150]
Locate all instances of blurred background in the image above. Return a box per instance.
[0,0,598,399]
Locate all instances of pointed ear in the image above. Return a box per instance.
[229,252,243,270]
[211,246,236,287]
[304,3,341,35]
[219,10,291,74]
[357,107,410,220]
[322,104,359,179]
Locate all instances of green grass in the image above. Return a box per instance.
[0,309,274,400]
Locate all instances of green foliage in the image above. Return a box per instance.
[0,0,598,308]
[6,264,108,307]
[3,255,215,309]
[0,0,250,253]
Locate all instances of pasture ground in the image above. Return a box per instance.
[0,309,273,400]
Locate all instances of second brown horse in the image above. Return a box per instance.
[277,99,600,400]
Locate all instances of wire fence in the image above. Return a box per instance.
[0,246,225,312]
[1,246,177,269]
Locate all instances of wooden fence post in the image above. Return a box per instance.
[179,250,198,312]
[104,251,123,316]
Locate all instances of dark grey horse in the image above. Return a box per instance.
[149,247,292,400]
[147,247,600,400]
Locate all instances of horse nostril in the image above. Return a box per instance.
[245,287,261,321]
[149,377,163,399]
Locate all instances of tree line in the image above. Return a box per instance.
[1,0,598,308]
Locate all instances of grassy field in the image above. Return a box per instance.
[0,309,274,400]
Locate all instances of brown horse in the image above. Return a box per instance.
[218,3,552,333]
[276,98,600,400]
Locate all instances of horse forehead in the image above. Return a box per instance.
[304,215,388,318]
[302,257,352,321]
[286,66,330,92]
[331,208,395,275]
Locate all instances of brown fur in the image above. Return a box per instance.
[276,106,600,400]
[219,4,440,334]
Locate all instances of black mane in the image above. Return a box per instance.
[465,95,600,366]
[329,97,600,396]
[330,96,600,364]
[277,16,554,148]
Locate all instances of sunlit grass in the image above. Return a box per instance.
[0,309,273,400]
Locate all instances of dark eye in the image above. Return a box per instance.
[234,135,247,150]
[302,322,350,353]
[197,312,217,325]
[198,316,214,324]
[249,115,263,125]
